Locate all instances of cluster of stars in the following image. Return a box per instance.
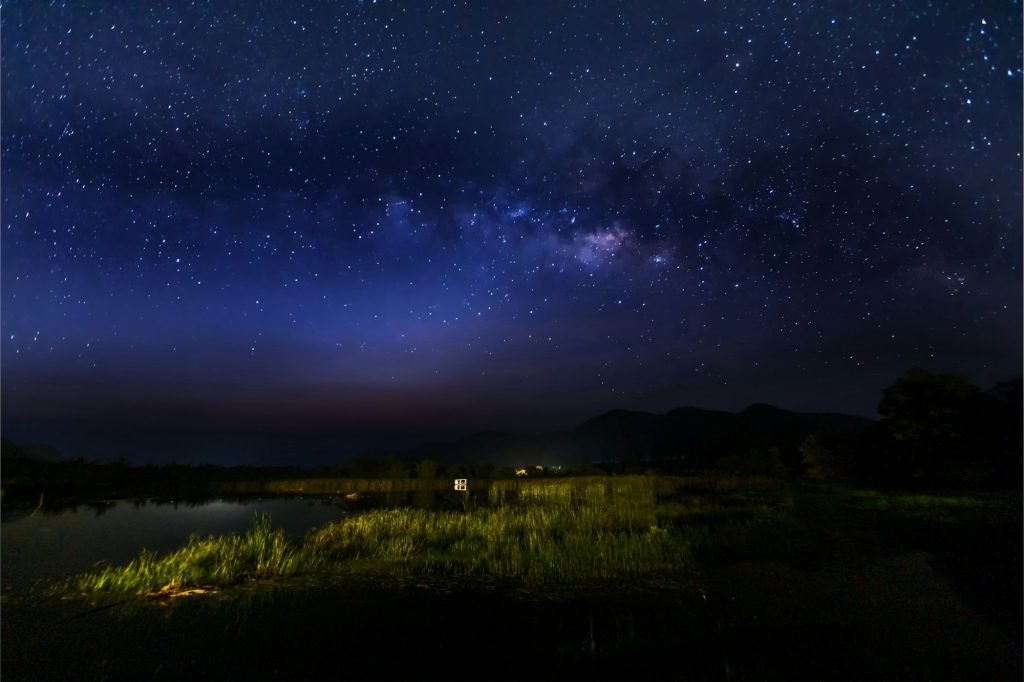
[1,1,1019,458]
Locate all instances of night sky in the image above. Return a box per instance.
[2,2,1021,464]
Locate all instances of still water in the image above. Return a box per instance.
[1,494,448,591]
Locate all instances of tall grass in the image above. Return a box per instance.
[304,504,685,582]
[64,515,311,596]
[56,477,844,597]
[215,478,449,495]
[300,478,688,581]
[213,473,782,497]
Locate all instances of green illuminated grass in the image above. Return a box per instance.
[304,503,685,581]
[65,515,313,595]
[57,477,1010,599]
[60,478,700,595]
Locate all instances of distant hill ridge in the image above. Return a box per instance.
[390,403,874,470]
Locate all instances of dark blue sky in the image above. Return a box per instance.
[2,1,1021,464]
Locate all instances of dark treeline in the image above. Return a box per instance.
[799,369,1022,489]
[0,450,303,508]
[1,369,1020,507]
[0,443,612,509]
[0,444,540,509]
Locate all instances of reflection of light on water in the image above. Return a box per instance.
[185,501,259,516]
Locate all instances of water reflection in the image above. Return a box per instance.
[85,501,116,517]
[1,491,467,519]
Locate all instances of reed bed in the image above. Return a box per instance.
[215,477,450,495]
[304,502,684,581]
[66,515,311,596]
[58,477,812,597]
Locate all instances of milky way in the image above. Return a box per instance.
[2,2,1020,463]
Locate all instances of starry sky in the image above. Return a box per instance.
[2,1,1021,464]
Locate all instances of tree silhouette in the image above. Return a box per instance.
[874,368,1020,487]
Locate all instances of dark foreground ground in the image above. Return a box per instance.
[3,488,1021,681]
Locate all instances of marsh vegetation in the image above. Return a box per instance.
[3,475,1020,680]
[54,477,1017,601]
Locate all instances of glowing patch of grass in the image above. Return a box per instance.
[59,477,859,598]
[62,514,311,596]
[304,502,689,582]
[305,478,692,581]
[60,480,697,594]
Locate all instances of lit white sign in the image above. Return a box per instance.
[454,478,467,491]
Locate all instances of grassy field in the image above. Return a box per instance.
[8,476,1021,680]
[56,476,1015,596]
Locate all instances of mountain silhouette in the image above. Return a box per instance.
[389,403,874,470]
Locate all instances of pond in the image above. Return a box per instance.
[0,491,472,591]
